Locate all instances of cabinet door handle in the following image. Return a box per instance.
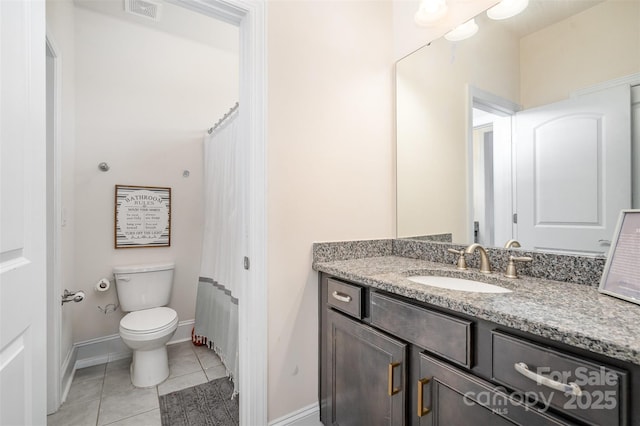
[388,362,401,396]
[331,291,352,303]
[417,378,431,417]
[514,362,582,396]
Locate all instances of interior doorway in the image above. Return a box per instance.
[471,109,499,247]
[470,80,638,255]
[45,1,267,424]
[467,87,520,247]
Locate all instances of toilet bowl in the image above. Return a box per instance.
[119,306,178,387]
[113,262,178,388]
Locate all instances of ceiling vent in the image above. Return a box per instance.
[124,0,162,22]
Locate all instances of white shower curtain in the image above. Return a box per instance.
[194,108,243,397]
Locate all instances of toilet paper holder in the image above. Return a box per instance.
[96,278,111,292]
[61,289,85,305]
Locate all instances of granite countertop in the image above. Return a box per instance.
[314,255,640,366]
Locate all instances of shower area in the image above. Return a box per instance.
[194,102,244,397]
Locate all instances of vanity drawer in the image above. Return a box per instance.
[491,331,628,426]
[370,292,472,368]
[327,278,363,319]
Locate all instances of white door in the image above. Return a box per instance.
[514,84,631,254]
[0,1,48,425]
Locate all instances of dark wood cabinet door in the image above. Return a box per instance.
[326,308,407,426]
[415,353,575,426]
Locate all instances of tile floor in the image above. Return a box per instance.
[47,341,228,426]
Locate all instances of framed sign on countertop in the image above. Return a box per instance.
[599,210,640,305]
[115,185,171,249]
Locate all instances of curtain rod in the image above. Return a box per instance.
[208,102,239,134]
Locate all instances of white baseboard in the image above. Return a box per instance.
[170,319,196,343]
[268,403,321,426]
[74,319,195,369]
[59,345,77,405]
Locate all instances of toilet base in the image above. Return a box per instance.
[130,346,170,388]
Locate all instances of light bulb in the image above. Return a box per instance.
[444,19,479,41]
[487,0,529,20]
[414,0,448,27]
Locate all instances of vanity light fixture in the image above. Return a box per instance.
[414,0,448,27]
[444,18,479,41]
[487,0,529,20]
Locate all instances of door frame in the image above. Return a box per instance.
[45,34,64,414]
[466,86,520,245]
[167,0,267,424]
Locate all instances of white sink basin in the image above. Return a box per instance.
[407,276,512,293]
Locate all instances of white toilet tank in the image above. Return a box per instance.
[113,262,175,312]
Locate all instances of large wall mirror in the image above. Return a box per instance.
[396,0,640,256]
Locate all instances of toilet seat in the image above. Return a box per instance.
[120,307,178,334]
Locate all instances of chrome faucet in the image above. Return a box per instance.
[465,243,492,274]
[504,239,521,249]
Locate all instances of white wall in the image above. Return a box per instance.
[71,7,238,342]
[396,12,520,241]
[267,1,395,420]
[520,0,640,108]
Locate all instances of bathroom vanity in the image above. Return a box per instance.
[314,241,640,426]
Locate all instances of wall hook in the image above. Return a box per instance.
[98,162,110,172]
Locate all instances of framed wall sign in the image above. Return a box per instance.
[599,210,640,305]
[115,185,171,249]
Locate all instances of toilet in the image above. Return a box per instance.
[113,262,179,388]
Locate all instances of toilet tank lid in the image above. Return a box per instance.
[113,262,175,274]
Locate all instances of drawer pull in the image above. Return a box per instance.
[417,378,431,417]
[331,291,352,303]
[388,362,401,396]
[514,362,582,396]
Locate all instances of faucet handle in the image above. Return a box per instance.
[504,255,532,279]
[504,239,521,249]
[447,248,468,270]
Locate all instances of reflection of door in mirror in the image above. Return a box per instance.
[396,0,640,254]
[515,85,631,256]
[473,85,633,256]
